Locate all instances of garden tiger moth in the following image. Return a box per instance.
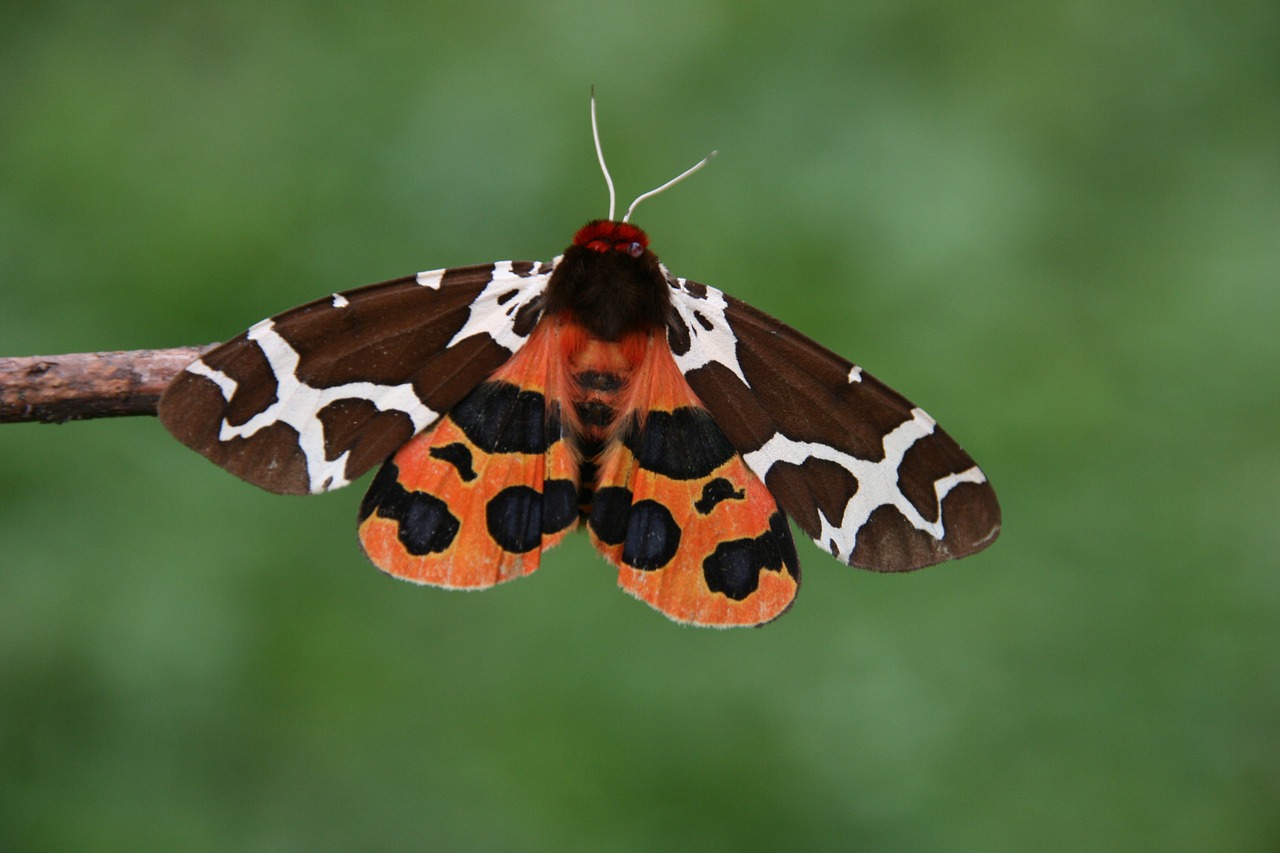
[158,98,1000,628]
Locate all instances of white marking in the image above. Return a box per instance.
[186,359,238,400]
[933,466,989,504]
[447,260,554,354]
[331,293,349,308]
[742,408,986,563]
[208,319,439,493]
[847,365,862,383]
[416,270,444,289]
[666,273,749,385]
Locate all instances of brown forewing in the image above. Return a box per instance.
[676,290,1000,570]
[160,267,525,494]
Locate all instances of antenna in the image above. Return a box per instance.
[590,90,616,222]
[590,91,716,223]
[622,150,717,223]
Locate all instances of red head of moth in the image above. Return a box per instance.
[573,219,649,256]
[157,94,1000,629]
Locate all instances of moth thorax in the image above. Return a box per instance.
[545,221,670,341]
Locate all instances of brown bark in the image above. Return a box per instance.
[0,346,216,424]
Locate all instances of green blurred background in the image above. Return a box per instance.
[2,2,1277,850]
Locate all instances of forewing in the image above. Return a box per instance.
[358,321,579,588]
[586,338,800,627]
[666,275,1001,571]
[159,260,554,494]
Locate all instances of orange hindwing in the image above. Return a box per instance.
[585,335,801,627]
[357,323,579,588]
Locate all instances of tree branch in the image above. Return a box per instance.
[0,346,217,424]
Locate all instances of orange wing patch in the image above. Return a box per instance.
[586,337,800,627]
[358,323,579,588]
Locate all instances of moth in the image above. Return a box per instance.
[159,99,1000,627]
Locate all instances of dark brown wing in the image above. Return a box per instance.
[665,274,1000,571]
[159,261,553,494]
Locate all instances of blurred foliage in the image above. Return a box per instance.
[2,2,1278,851]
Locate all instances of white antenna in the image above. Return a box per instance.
[590,91,716,224]
[622,150,717,223]
[590,90,616,222]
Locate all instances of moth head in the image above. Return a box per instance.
[573,220,650,257]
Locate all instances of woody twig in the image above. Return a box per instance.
[0,346,215,424]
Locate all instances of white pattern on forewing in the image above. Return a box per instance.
[186,359,238,399]
[446,260,555,353]
[186,261,555,493]
[188,319,439,494]
[741,408,987,562]
[666,274,749,385]
[415,270,444,289]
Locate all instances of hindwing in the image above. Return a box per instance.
[586,336,800,627]
[357,320,579,588]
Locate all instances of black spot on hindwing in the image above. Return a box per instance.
[429,442,477,481]
[359,461,460,555]
[484,480,581,554]
[542,480,579,534]
[588,487,633,546]
[358,459,400,522]
[591,488,688,571]
[702,512,799,600]
[486,486,544,553]
[450,381,558,454]
[620,500,681,571]
[396,494,461,555]
[623,407,735,480]
[694,477,746,514]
